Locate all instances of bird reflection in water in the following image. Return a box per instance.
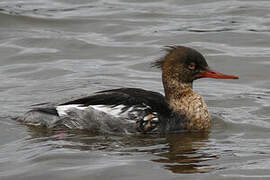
[152,132,217,174]
[25,126,217,174]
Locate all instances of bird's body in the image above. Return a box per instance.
[21,46,238,134]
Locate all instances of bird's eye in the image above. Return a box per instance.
[188,62,196,70]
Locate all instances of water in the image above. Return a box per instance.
[1,0,270,179]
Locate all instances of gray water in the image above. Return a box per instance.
[1,0,270,179]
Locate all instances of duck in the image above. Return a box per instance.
[20,46,238,134]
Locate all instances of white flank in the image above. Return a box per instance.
[56,104,87,116]
[56,104,133,118]
[91,105,132,117]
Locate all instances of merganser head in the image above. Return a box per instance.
[154,46,239,84]
[154,46,239,131]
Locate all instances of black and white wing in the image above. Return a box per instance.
[56,88,170,132]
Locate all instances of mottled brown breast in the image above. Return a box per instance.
[169,90,211,131]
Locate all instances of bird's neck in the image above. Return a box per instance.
[163,77,193,101]
[162,75,211,131]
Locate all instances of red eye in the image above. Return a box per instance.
[188,63,195,70]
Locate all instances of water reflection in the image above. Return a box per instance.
[152,133,216,174]
[25,126,216,174]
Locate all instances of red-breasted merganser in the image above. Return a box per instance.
[21,46,238,134]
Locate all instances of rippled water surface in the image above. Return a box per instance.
[1,0,270,179]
